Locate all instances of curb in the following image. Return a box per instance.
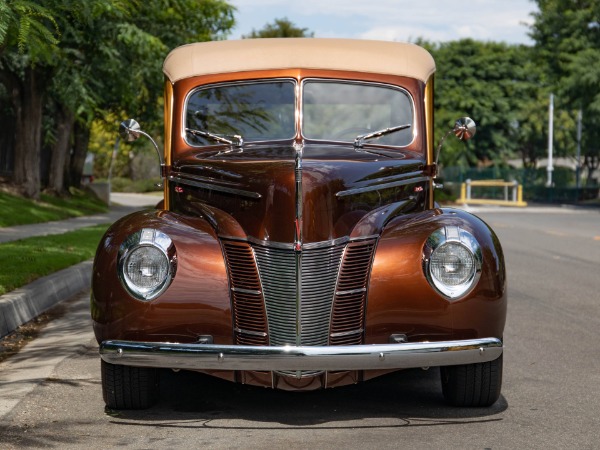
[0,260,92,338]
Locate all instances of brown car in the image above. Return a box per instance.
[92,38,506,409]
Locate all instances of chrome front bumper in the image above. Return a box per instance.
[100,338,503,371]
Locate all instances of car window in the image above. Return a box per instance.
[186,80,296,145]
[302,80,414,147]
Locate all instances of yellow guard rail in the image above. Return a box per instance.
[458,179,527,207]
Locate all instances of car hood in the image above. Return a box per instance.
[169,143,429,244]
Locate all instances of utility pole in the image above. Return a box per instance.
[547,93,554,187]
[576,109,582,190]
[107,136,120,206]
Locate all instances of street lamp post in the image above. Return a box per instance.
[547,93,554,188]
[576,109,582,191]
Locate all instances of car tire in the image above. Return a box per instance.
[101,360,159,409]
[440,354,502,407]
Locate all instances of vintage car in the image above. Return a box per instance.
[92,38,506,409]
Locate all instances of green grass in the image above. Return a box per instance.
[0,189,108,227]
[0,224,110,296]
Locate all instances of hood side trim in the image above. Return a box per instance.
[170,174,262,199]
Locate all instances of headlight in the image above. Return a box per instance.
[118,228,176,300]
[423,226,481,299]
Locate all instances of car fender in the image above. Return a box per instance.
[91,210,232,344]
[365,207,507,344]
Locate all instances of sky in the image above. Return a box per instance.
[229,0,538,45]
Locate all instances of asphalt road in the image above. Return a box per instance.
[1,206,599,449]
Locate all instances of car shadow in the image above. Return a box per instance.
[106,368,508,429]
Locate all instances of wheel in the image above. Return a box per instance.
[101,360,159,409]
[440,354,503,407]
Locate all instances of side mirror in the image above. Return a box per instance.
[118,119,164,167]
[453,117,476,141]
[434,117,477,175]
[119,119,142,142]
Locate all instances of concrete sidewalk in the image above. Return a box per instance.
[0,193,160,244]
[0,193,158,338]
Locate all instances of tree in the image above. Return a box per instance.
[61,0,235,190]
[0,0,236,198]
[0,0,62,198]
[422,39,575,172]
[530,0,600,185]
[0,1,59,57]
[242,18,313,39]
[84,0,235,187]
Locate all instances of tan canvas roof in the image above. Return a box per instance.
[163,38,435,83]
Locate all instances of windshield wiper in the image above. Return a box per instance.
[186,128,243,147]
[354,124,411,148]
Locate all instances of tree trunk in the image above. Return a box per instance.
[48,105,75,193]
[584,154,599,187]
[10,67,45,199]
[68,122,90,189]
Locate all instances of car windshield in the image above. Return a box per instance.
[185,79,414,148]
[302,80,414,147]
[185,80,296,145]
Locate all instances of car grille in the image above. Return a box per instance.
[330,239,378,345]
[222,241,268,346]
[222,237,377,375]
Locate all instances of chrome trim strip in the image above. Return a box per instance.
[100,338,503,371]
[234,328,268,338]
[349,235,380,242]
[362,170,424,185]
[177,165,244,180]
[336,176,429,198]
[302,236,349,250]
[231,287,261,295]
[330,329,363,338]
[335,288,366,296]
[247,237,294,250]
[294,140,303,356]
[170,175,262,199]
[220,235,364,249]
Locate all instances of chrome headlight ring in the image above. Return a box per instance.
[118,228,177,301]
[423,226,482,299]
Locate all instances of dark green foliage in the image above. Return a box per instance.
[420,39,576,170]
[0,0,236,198]
[530,0,600,185]
[242,17,314,39]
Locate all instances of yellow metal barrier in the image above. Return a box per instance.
[458,179,527,207]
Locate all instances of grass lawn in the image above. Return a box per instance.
[0,224,110,296]
[0,189,108,227]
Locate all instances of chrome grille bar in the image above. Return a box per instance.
[253,246,297,347]
[253,243,345,347]
[330,239,377,345]
[222,241,268,346]
[223,235,376,375]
